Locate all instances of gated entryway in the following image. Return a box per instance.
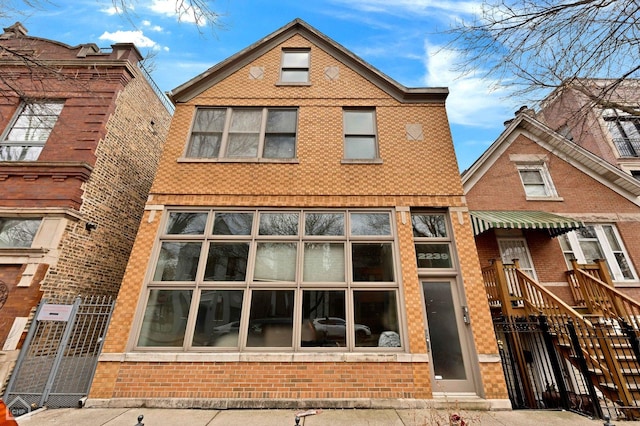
[4,296,114,414]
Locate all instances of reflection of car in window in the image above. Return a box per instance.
[312,317,371,340]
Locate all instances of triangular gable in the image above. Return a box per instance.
[168,18,448,104]
[461,112,640,206]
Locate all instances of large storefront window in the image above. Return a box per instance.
[136,209,402,351]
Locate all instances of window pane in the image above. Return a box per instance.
[247,290,294,347]
[412,214,447,238]
[614,252,634,279]
[204,242,249,281]
[603,225,622,251]
[187,134,221,157]
[137,289,192,347]
[354,290,399,348]
[519,170,544,184]
[303,243,345,282]
[266,110,296,133]
[344,111,374,134]
[344,136,376,159]
[305,213,344,236]
[254,242,296,281]
[213,212,253,235]
[193,108,226,132]
[263,135,295,158]
[302,290,346,347]
[0,218,41,248]
[280,70,308,83]
[579,241,604,262]
[192,290,243,347]
[350,213,390,235]
[352,243,394,281]
[415,243,453,268]
[523,184,548,197]
[282,52,309,67]
[229,109,262,132]
[166,212,207,235]
[0,146,42,161]
[258,213,299,235]
[226,133,259,157]
[153,242,201,281]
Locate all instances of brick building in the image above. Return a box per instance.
[0,23,171,376]
[536,79,640,177]
[89,20,509,409]
[463,108,640,304]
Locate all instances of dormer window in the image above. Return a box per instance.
[280,49,310,84]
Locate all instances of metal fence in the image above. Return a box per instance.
[494,315,640,420]
[3,296,114,415]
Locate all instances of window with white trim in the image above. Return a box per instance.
[604,110,640,157]
[517,164,558,198]
[559,224,637,281]
[136,209,402,351]
[280,49,310,83]
[1,102,63,161]
[186,107,298,159]
[343,109,378,160]
[411,212,455,270]
[0,218,42,248]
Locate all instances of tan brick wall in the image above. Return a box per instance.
[92,31,504,404]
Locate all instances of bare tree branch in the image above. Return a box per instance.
[448,0,640,116]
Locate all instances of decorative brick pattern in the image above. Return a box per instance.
[92,24,505,405]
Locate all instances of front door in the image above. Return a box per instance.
[422,279,475,393]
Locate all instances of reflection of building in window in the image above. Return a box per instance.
[136,209,402,351]
[412,213,455,270]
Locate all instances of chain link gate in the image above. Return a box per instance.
[3,296,114,414]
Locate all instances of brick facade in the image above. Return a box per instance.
[464,112,640,305]
[90,20,508,409]
[0,23,171,351]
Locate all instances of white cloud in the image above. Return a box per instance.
[99,30,159,49]
[142,20,164,32]
[100,6,120,16]
[148,0,206,25]
[423,41,516,128]
[331,0,481,18]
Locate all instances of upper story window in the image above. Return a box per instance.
[0,101,63,161]
[411,212,455,270]
[136,208,401,352]
[604,110,640,157]
[186,107,297,160]
[517,164,558,198]
[280,49,310,84]
[0,218,42,248]
[343,109,378,160]
[559,224,637,281]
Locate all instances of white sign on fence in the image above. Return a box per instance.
[37,304,73,322]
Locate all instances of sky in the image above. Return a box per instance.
[2,0,526,171]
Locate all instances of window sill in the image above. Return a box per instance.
[341,158,383,164]
[275,81,311,86]
[525,196,564,202]
[100,351,428,363]
[177,157,299,164]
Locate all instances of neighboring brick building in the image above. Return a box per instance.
[89,19,509,409]
[536,79,640,177]
[0,22,171,370]
[463,109,640,303]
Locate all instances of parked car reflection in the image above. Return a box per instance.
[313,317,371,342]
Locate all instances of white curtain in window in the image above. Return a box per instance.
[254,243,296,281]
[303,243,345,282]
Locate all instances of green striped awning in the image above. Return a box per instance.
[469,210,584,237]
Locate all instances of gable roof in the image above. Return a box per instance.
[461,112,640,206]
[168,18,448,104]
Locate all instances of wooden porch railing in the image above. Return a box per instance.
[483,259,640,414]
[568,259,640,332]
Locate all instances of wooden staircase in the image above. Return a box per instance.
[483,259,640,419]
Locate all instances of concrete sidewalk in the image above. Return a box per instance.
[14,407,632,426]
